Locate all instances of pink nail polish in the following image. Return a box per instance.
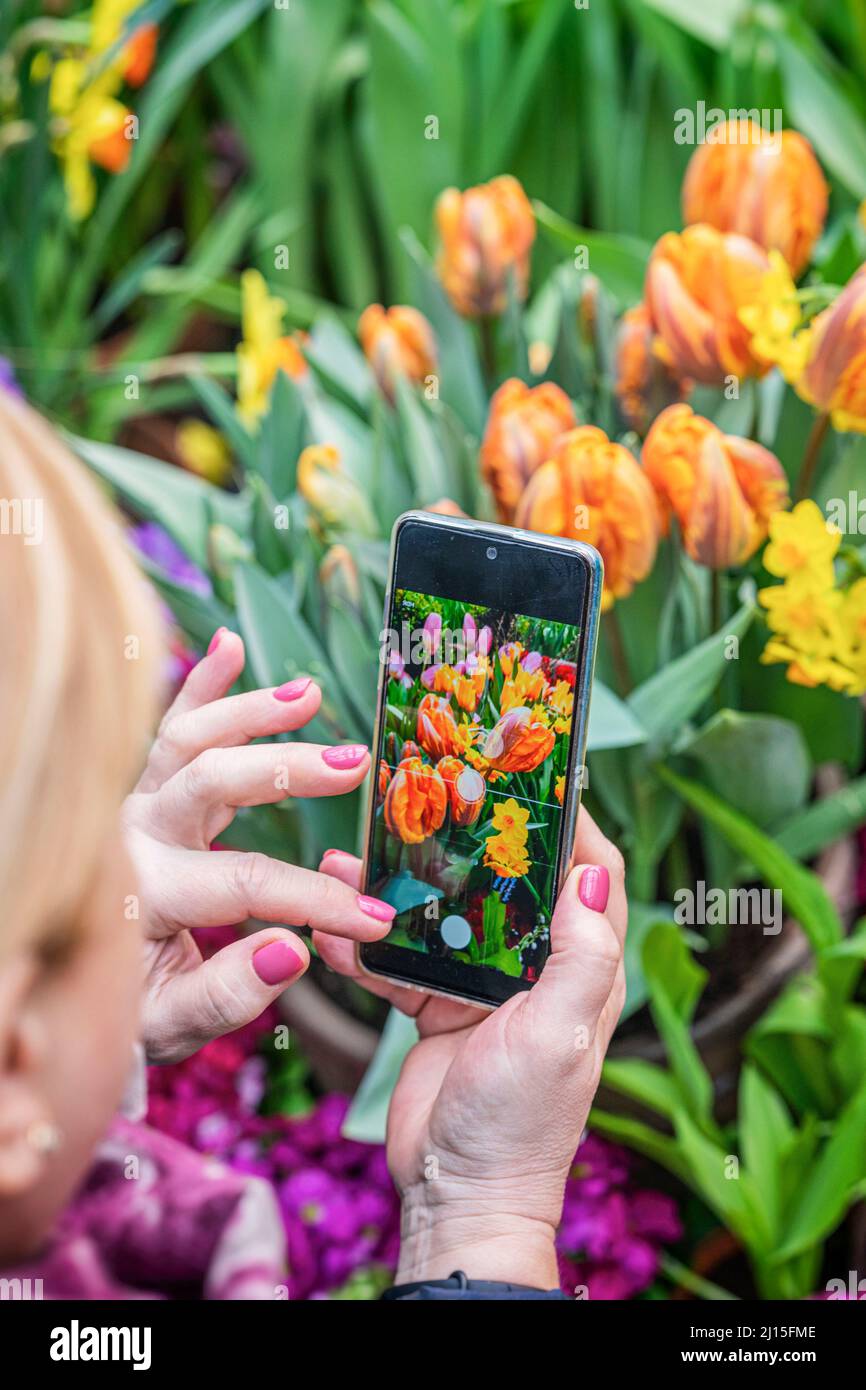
[578,865,610,914]
[253,940,304,985]
[207,626,227,656]
[322,744,368,770]
[357,894,396,922]
[274,677,312,702]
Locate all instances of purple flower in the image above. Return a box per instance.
[421,663,442,690]
[477,625,492,656]
[557,1135,682,1300]
[422,611,442,656]
[388,651,412,688]
[130,521,212,598]
[522,650,543,673]
[0,356,23,398]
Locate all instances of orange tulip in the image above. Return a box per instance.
[645,224,772,384]
[383,756,448,845]
[682,120,828,279]
[437,757,486,826]
[480,378,576,522]
[797,267,866,434]
[358,304,437,401]
[614,303,689,435]
[482,706,555,774]
[123,24,158,87]
[378,760,392,799]
[416,693,463,761]
[435,175,535,318]
[514,425,661,610]
[642,403,789,568]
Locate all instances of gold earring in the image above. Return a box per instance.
[26,1120,61,1155]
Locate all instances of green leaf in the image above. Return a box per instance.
[533,202,650,305]
[643,922,714,1126]
[188,374,257,472]
[739,1065,793,1239]
[774,777,866,863]
[773,1080,866,1263]
[638,0,747,48]
[394,375,452,505]
[365,0,462,258]
[680,711,812,830]
[628,604,755,740]
[601,1057,681,1120]
[71,433,244,570]
[588,1108,692,1184]
[642,918,706,1023]
[587,680,648,751]
[673,1108,773,1254]
[233,563,336,741]
[137,556,230,653]
[399,229,486,434]
[482,0,569,171]
[305,315,373,413]
[658,767,842,952]
[325,596,379,741]
[256,370,308,499]
[342,1009,418,1144]
[777,36,866,200]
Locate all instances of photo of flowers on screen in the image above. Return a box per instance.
[369,589,581,980]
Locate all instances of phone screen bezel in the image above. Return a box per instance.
[359,512,600,1008]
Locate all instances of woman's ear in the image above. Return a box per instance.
[0,954,59,1198]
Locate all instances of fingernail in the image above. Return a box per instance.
[322,744,368,770]
[357,894,396,922]
[274,677,312,702]
[322,848,350,860]
[252,940,304,985]
[578,865,610,914]
[207,626,227,656]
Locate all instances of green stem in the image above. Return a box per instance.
[710,569,722,637]
[604,607,633,696]
[794,411,830,502]
[479,316,497,387]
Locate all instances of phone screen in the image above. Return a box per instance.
[361,520,593,1006]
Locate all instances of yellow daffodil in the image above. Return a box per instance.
[759,502,866,694]
[738,251,813,384]
[49,58,132,219]
[35,0,157,219]
[484,796,531,877]
[236,269,307,427]
[762,499,840,585]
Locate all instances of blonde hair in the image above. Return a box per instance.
[0,393,164,958]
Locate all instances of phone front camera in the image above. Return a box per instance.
[486,546,498,560]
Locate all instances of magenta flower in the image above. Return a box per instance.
[422,611,442,657]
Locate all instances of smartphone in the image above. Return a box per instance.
[359,511,603,1009]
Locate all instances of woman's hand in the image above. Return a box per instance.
[123,629,394,1065]
[314,809,626,1289]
